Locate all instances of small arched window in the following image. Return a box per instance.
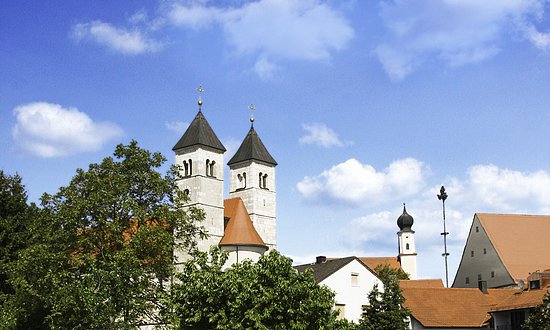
[406,243,410,250]
[209,160,215,177]
[183,160,190,177]
[205,159,215,177]
[188,159,193,175]
[262,174,268,190]
[237,172,247,190]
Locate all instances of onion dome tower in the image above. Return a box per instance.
[397,204,418,279]
[228,105,277,249]
[173,87,226,255]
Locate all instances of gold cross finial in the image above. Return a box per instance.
[248,104,255,126]
[197,85,204,109]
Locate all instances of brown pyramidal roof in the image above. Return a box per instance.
[173,110,226,152]
[477,213,550,282]
[219,198,268,249]
[227,126,277,166]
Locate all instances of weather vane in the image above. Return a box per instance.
[197,85,204,110]
[248,104,255,126]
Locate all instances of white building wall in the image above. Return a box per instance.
[398,231,417,280]
[320,260,383,323]
[220,245,267,270]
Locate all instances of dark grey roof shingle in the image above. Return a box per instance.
[227,126,277,166]
[295,257,357,283]
[172,110,226,152]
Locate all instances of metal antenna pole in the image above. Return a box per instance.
[438,186,449,287]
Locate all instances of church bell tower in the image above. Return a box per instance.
[397,204,418,280]
[172,88,226,254]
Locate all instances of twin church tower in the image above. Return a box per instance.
[172,92,277,264]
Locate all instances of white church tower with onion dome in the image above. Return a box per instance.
[397,204,418,280]
[172,88,274,265]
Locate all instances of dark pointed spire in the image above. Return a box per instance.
[227,126,277,166]
[172,110,226,152]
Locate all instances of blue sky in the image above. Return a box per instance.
[2,0,550,282]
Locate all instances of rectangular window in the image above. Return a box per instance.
[465,277,470,284]
[478,274,482,281]
[335,304,345,320]
[351,273,359,286]
[483,248,487,255]
[491,271,495,278]
[476,226,479,232]
[471,250,474,257]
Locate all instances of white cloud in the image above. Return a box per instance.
[71,20,162,55]
[376,0,550,80]
[165,120,189,134]
[254,57,280,81]
[164,0,354,78]
[297,158,428,207]
[334,163,550,278]
[12,102,123,157]
[299,122,347,148]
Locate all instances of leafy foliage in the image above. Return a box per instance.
[357,264,410,330]
[3,141,205,329]
[523,290,550,330]
[172,248,341,329]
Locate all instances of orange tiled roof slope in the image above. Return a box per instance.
[477,213,550,282]
[359,257,401,272]
[399,279,444,288]
[219,198,267,249]
[402,287,516,328]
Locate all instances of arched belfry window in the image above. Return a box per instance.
[259,173,268,189]
[188,159,193,175]
[206,160,215,177]
[237,172,246,190]
[183,160,190,177]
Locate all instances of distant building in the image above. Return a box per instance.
[295,205,419,322]
[452,213,550,288]
[401,279,515,330]
[172,98,276,266]
[295,256,383,323]
[401,270,550,330]
[490,269,550,330]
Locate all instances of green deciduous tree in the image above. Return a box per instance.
[4,141,205,329]
[523,290,550,330]
[357,264,410,330]
[172,248,341,330]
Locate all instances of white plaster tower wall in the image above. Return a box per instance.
[397,231,417,280]
[229,160,276,248]
[175,145,225,253]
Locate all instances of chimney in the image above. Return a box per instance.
[316,256,327,264]
[478,280,488,294]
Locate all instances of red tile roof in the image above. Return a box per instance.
[219,198,267,249]
[359,257,401,272]
[477,213,550,282]
[402,287,517,328]
[400,279,444,288]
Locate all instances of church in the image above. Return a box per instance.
[172,94,277,266]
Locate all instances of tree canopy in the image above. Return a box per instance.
[522,290,550,330]
[357,264,410,330]
[2,141,206,329]
[172,248,341,330]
